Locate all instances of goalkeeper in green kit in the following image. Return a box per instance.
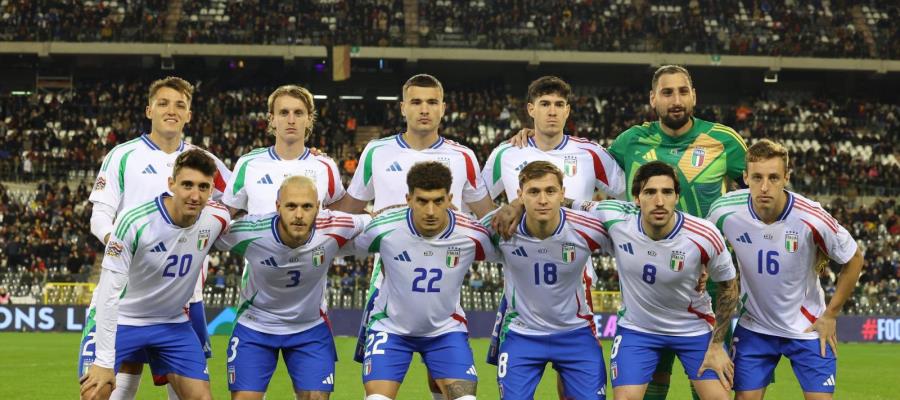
[607,65,747,400]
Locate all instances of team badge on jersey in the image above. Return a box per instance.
[93,175,106,191]
[197,229,211,250]
[446,247,461,268]
[563,155,578,177]
[562,243,576,263]
[228,365,236,384]
[106,241,124,257]
[670,250,685,272]
[691,147,706,167]
[364,358,373,376]
[785,231,799,253]
[312,246,325,267]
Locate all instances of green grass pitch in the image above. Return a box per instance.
[0,332,896,399]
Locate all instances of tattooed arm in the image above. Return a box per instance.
[712,278,739,343]
[698,277,738,390]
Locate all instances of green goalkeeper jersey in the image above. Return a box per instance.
[609,117,748,218]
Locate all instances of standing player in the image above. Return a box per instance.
[79,150,230,400]
[482,76,625,203]
[81,77,231,400]
[223,85,345,217]
[706,140,863,400]
[582,161,738,400]
[354,162,495,400]
[606,65,748,400]
[331,74,495,400]
[481,76,624,398]
[216,176,370,399]
[480,161,611,399]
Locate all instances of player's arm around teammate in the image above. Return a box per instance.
[215,176,370,400]
[480,161,612,400]
[81,150,226,400]
[353,162,491,400]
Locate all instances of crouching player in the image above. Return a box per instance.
[215,176,371,399]
[581,161,738,400]
[481,161,612,399]
[707,139,864,399]
[80,150,230,400]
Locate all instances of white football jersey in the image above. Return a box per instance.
[347,134,488,212]
[584,200,736,336]
[482,208,611,336]
[222,146,345,215]
[215,210,370,334]
[102,194,230,326]
[89,134,231,212]
[707,189,858,339]
[482,135,625,202]
[353,207,498,337]
[88,134,231,307]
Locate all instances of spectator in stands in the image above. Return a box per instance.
[0,285,10,304]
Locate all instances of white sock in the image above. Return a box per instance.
[365,395,393,400]
[451,396,476,400]
[166,383,180,400]
[432,393,445,400]
[108,373,140,400]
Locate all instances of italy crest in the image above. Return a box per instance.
[312,246,326,267]
[670,250,685,272]
[785,231,799,253]
[562,243,576,263]
[446,247,461,268]
[197,229,211,250]
[563,155,578,177]
[691,148,705,167]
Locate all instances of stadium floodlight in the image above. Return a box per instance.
[376,96,399,101]
[339,95,364,100]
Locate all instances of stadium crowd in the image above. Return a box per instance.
[1,0,897,59]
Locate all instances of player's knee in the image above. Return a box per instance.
[295,390,330,400]
[365,395,393,400]
[108,373,140,400]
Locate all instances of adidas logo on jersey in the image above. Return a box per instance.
[823,374,835,387]
[149,242,167,253]
[514,161,528,172]
[386,161,403,172]
[321,373,334,385]
[735,232,753,244]
[256,174,274,184]
[393,251,411,262]
[511,246,528,257]
[466,365,477,376]
[141,164,158,174]
[261,257,278,267]
[618,242,634,255]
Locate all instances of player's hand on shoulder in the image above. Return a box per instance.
[492,199,524,240]
[79,365,115,400]
[698,343,734,391]
[309,147,329,158]
[507,128,534,148]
